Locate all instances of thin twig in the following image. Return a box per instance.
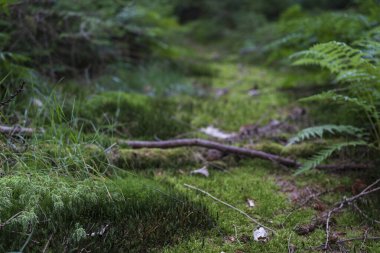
[0,82,24,107]
[183,183,276,234]
[19,226,34,252]
[353,203,380,224]
[0,211,22,228]
[288,233,295,253]
[311,236,380,252]
[0,125,36,136]
[121,138,370,171]
[337,236,380,243]
[360,228,370,251]
[42,234,53,253]
[323,178,380,251]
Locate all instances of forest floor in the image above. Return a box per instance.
[151,51,380,252]
[2,44,380,253]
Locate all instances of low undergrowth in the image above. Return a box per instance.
[0,174,212,252]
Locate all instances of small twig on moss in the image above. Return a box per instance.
[288,233,296,253]
[360,228,370,251]
[353,203,380,224]
[0,82,24,107]
[311,236,380,251]
[324,178,380,251]
[0,125,36,136]
[121,138,370,171]
[337,236,380,243]
[0,211,22,228]
[42,234,53,253]
[19,226,34,252]
[183,183,276,234]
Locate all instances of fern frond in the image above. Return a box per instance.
[361,25,380,42]
[287,124,365,145]
[292,41,370,70]
[295,140,367,175]
[263,33,306,51]
[353,39,380,66]
[291,42,377,83]
[300,91,379,119]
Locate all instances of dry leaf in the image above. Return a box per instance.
[253,227,269,242]
[224,235,236,243]
[246,198,255,208]
[200,126,236,140]
[190,166,209,177]
[90,224,109,237]
[215,88,229,97]
[31,98,43,107]
[247,88,260,97]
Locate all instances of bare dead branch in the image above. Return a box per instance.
[120,138,370,171]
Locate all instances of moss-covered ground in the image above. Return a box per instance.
[1,46,380,252]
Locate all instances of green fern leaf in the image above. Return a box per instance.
[288,124,365,145]
[295,140,367,175]
[300,91,379,119]
[291,41,378,83]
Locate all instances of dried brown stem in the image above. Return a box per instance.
[120,138,370,171]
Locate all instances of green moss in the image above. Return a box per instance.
[160,160,380,252]
[0,174,212,252]
[251,141,326,158]
[113,148,200,170]
[160,163,323,252]
[79,91,190,138]
[183,63,291,131]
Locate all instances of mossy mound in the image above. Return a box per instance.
[79,92,190,139]
[113,148,201,170]
[0,174,213,252]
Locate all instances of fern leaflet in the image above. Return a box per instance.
[288,124,365,145]
[295,140,367,175]
[291,41,378,83]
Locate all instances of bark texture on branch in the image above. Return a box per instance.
[119,138,370,171]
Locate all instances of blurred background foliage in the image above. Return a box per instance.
[1,0,378,84]
[1,0,379,131]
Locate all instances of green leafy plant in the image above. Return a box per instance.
[287,124,366,145]
[288,36,380,173]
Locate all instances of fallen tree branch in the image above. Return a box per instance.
[184,183,276,234]
[119,138,370,171]
[0,125,35,136]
